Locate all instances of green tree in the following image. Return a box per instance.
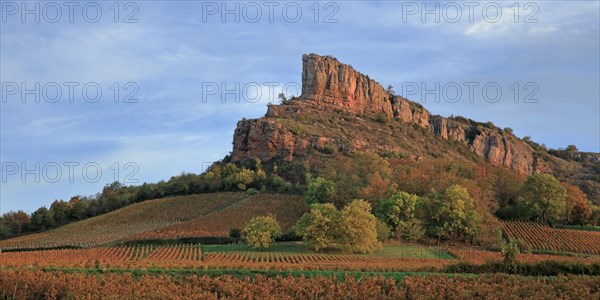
[501,239,520,264]
[278,92,288,104]
[399,219,425,242]
[376,191,421,232]
[519,173,566,223]
[68,196,89,221]
[375,219,391,242]
[338,199,381,253]
[243,215,282,250]
[30,207,55,231]
[591,206,600,226]
[305,177,336,206]
[229,228,242,242]
[0,219,10,239]
[294,203,340,251]
[49,200,70,226]
[386,84,395,95]
[425,185,481,243]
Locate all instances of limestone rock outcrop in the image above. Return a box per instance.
[392,96,431,128]
[232,119,299,162]
[469,130,534,174]
[300,54,393,118]
[231,53,595,177]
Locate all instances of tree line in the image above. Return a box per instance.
[241,171,596,254]
[0,158,299,239]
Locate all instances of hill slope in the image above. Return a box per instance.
[0,193,303,250]
[128,194,305,241]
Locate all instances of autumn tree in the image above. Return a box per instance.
[294,203,340,251]
[494,172,523,208]
[562,183,592,225]
[0,211,30,238]
[243,215,282,250]
[519,173,566,223]
[353,153,397,204]
[328,152,396,206]
[305,177,336,206]
[338,199,382,253]
[232,168,255,190]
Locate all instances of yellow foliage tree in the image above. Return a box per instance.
[338,199,382,254]
[294,203,340,251]
[562,183,592,225]
[243,215,282,250]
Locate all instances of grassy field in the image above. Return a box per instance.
[366,244,453,259]
[203,242,452,259]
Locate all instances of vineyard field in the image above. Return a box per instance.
[501,221,600,254]
[2,197,599,297]
[1,269,599,299]
[0,193,252,250]
[0,243,453,271]
[130,194,306,240]
[3,243,599,272]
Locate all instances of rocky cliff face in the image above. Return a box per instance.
[300,54,393,118]
[550,150,600,164]
[469,130,536,174]
[392,96,431,128]
[232,119,294,162]
[231,54,589,177]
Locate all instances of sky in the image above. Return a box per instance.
[1,0,599,213]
